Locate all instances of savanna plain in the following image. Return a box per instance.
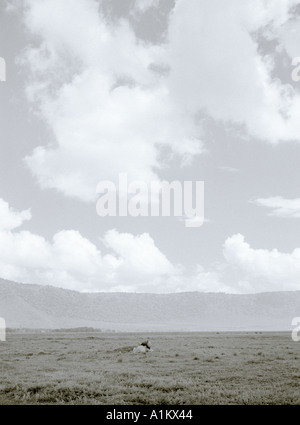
[0,331,299,405]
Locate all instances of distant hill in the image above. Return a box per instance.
[0,278,298,331]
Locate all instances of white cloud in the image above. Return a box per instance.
[19,0,300,204]
[20,0,202,202]
[187,265,231,293]
[252,196,300,218]
[0,198,231,293]
[132,0,160,14]
[167,0,300,143]
[102,230,175,277]
[3,199,300,294]
[223,233,300,291]
[0,198,183,292]
[0,199,31,231]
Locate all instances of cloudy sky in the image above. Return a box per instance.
[0,0,300,293]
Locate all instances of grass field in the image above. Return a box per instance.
[0,331,299,405]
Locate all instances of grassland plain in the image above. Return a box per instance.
[0,331,299,405]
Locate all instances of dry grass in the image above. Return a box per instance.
[0,331,299,405]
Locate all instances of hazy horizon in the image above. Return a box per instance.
[2,277,300,297]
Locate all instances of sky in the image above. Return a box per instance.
[0,0,300,294]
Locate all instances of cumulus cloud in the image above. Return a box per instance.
[20,0,202,202]
[166,0,300,144]
[223,233,300,291]
[3,199,300,294]
[252,196,300,218]
[0,198,185,292]
[0,199,31,231]
[0,198,233,293]
[17,0,300,204]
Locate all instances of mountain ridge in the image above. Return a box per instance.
[0,278,298,331]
